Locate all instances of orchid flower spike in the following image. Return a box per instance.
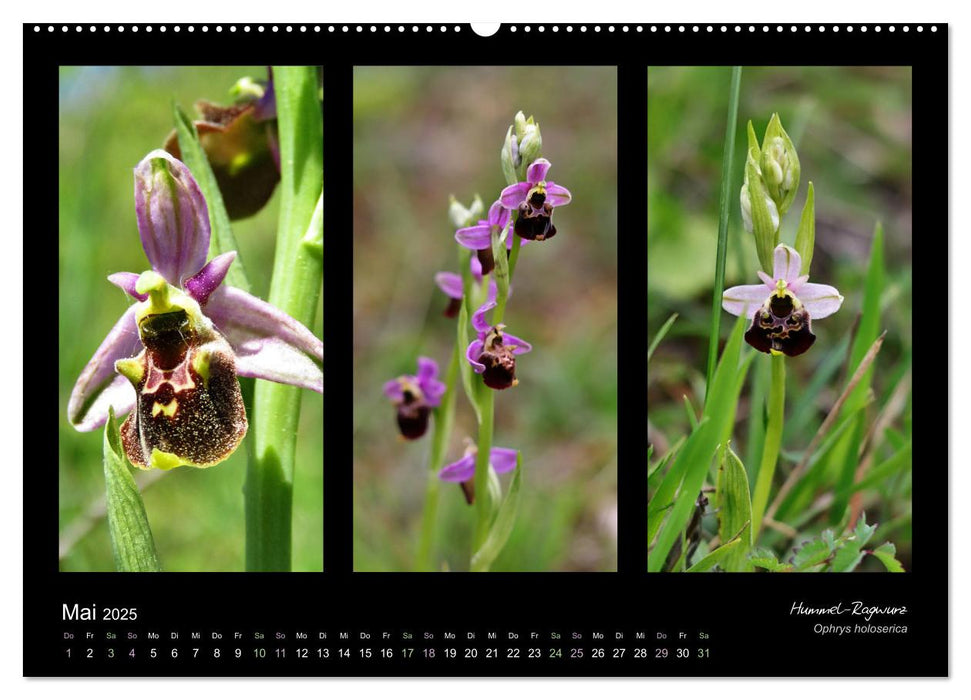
[383,357,446,440]
[499,158,572,242]
[466,300,532,390]
[67,150,323,469]
[722,244,844,357]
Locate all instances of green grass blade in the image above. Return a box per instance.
[704,66,742,402]
[648,312,678,364]
[471,455,523,572]
[173,104,251,293]
[103,408,161,572]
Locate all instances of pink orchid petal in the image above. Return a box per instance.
[434,272,463,300]
[184,251,237,305]
[489,447,518,474]
[487,200,510,228]
[417,357,438,383]
[499,182,530,209]
[470,255,483,282]
[722,284,769,317]
[233,337,323,393]
[772,245,802,284]
[205,286,322,362]
[466,340,486,373]
[526,158,551,184]
[788,274,810,294]
[502,332,532,355]
[757,270,775,289]
[471,300,496,334]
[68,305,142,431]
[439,454,476,482]
[134,149,211,285]
[544,182,572,207]
[455,223,492,250]
[383,379,404,402]
[797,284,845,320]
[107,272,148,301]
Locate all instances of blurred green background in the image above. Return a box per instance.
[648,66,912,568]
[59,67,323,572]
[353,66,617,572]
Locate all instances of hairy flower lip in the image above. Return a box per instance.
[384,357,445,440]
[465,301,532,389]
[68,150,323,433]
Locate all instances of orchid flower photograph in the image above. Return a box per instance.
[59,66,322,572]
[647,67,913,573]
[353,66,618,572]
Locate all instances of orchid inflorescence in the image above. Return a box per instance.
[725,114,843,356]
[385,111,572,566]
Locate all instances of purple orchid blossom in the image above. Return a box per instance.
[454,200,522,275]
[722,244,844,357]
[439,444,518,505]
[68,150,323,438]
[434,255,504,318]
[499,158,572,241]
[383,356,446,440]
[466,300,532,390]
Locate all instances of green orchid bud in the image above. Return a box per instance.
[514,110,528,142]
[500,125,519,186]
[744,148,781,273]
[517,119,542,179]
[760,113,800,216]
[468,194,485,222]
[449,195,486,229]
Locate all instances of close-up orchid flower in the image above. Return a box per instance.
[466,300,532,390]
[722,244,843,357]
[59,65,323,573]
[68,150,323,467]
[499,158,572,241]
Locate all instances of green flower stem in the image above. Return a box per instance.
[705,66,742,403]
[245,66,323,572]
[751,352,785,539]
[472,390,496,551]
[416,340,461,570]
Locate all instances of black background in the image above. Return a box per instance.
[25,22,948,677]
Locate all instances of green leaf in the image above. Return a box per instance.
[649,315,749,571]
[103,408,161,572]
[173,104,251,293]
[791,535,835,571]
[471,454,523,572]
[648,435,685,494]
[748,547,792,572]
[870,542,905,572]
[648,312,678,364]
[829,224,885,523]
[685,527,747,572]
[830,516,877,572]
[794,181,815,274]
[683,394,699,431]
[716,444,753,571]
[852,441,912,494]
